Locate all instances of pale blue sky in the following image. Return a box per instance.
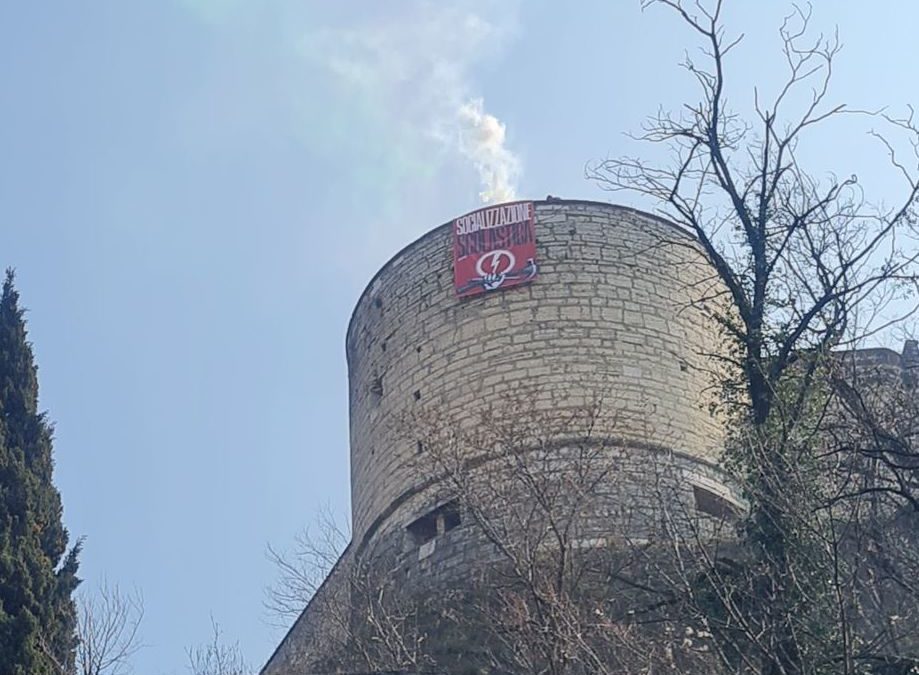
[0,1,915,672]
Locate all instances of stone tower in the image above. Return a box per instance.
[262,199,741,674]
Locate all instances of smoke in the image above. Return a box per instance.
[302,1,522,204]
[457,98,519,203]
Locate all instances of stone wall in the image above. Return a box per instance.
[361,444,741,590]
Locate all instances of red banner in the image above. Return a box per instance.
[453,201,538,298]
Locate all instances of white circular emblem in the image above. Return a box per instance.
[475,250,516,290]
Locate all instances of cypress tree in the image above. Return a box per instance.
[0,269,80,674]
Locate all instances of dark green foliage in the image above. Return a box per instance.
[0,269,80,674]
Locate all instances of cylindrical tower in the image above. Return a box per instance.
[346,200,736,560]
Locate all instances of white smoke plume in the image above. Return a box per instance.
[302,1,522,204]
[457,98,519,203]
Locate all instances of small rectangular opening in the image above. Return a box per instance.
[406,500,461,546]
[441,501,461,533]
[693,485,740,521]
[406,512,438,546]
[369,374,383,404]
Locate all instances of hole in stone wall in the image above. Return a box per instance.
[369,374,383,403]
[413,389,421,401]
[416,440,424,454]
[406,512,438,546]
[693,485,739,521]
[373,296,383,309]
[406,500,461,546]
[441,501,461,532]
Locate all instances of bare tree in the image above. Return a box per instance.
[187,620,249,675]
[266,510,435,674]
[40,579,144,675]
[75,580,144,675]
[586,2,919,673]
[588,0,919,431]
[268,388,918,674]
[265,505,349,627]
